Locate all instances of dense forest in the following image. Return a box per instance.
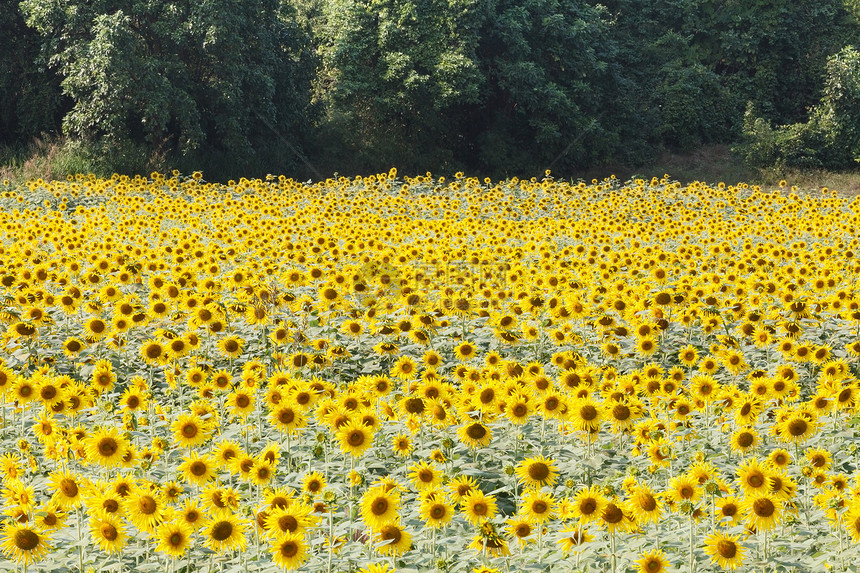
[2,0,860,180]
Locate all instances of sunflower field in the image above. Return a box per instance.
[1,171,860,573]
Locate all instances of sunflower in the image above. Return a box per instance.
[218,336,244,359]
[461,491,498,524]
[419,497,454,528]
[270,532,309,570]
[88,514,125,555]
[737,458,770,495]
[457,420,492,449]
[225,389,255,419]
[741,493,783,532]
[521,489,556,524]
[33,502,67,531]
[568,396,602,433]
[454,341,477,361]
[300,471,326,497]
[715,496,741,524]
[678,345,699,367]
[374,523,412,556]
[571,485,607,524]
[599,500,636,533]
[171,412,211,448]
[84,427,129,468]
[805,447,832,471]
[178,451,216,486]
[391,356,417,379]
[48,471,83,509]
[844,503,860,543]
[391,434,413,456]
[635,549,671,573]
[203,512,247,553]
[668,475,701,504]
[703,532,746,570]
[505,394,533,424]
[269,404,307,434]
[629,484,663,526]
[155,519,193,558]
[468,523,511,557]
[1,523,51,566]
[515,456,558,489]
[448,475,479,504]
[776,409,818,444]
[119,387,147,412]
[140,339,168,366]
[337,419,374,457]
[505,515,534,546]
[360,486,401,531]
[729,427,759,455]
[11,377,37,406]
[178,499,205,531]
[408,460,443,492]
[264,501,318,539]
[125,489,165,533]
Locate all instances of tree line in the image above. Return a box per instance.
[2,0,860,180]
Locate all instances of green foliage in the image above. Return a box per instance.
[738,46,860,170]
[19,0,316,176]
[0,2,65,145]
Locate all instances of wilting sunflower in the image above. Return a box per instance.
[371,522,412,557]
[468,521,509,557]
[360,486,401,531]
[599,500,636,533]
[89,514,126,555]
[1,523,51,566]
[270,532,309,570]
[515,456,559,489]
[202,512,247,553]
[703,532,746,570]
[556,528,594,554]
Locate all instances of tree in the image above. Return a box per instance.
[20,0,316,174]
[0,1,65,146]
